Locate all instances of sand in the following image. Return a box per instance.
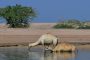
[0,23,90,47]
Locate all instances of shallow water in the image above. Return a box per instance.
[0,47,90,60]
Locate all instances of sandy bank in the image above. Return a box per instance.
[0,29,89,47]
[0,23,90,46]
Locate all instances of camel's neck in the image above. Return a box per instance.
[29,40,40,47]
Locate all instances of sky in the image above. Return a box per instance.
[0,0,90,23]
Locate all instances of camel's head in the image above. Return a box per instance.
[28,44,33,50]
[29,45,32,48]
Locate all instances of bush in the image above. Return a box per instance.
[53,19,90,29]
[79,25,90,29]
[53,24,74,29]
[64,19,81,24]
[0,4,36,28]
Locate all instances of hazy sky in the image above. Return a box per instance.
[0,0,90,23]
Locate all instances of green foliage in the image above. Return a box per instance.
[53,24,74,29]
[79,25,90,29]
[0,4,36,28]
[54,19,90,29]
[64,19,81,24]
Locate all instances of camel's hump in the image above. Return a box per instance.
[41,34,57,39]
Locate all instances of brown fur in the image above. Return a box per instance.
[53,43,76,52]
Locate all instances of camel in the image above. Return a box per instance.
[28,33,58,50]
[52,43,76,52]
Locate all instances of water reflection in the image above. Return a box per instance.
[0,47,89,60]
[28,50,76,60]
[44,51,76,60]
[0,47,29,60]
[28,52,44,60]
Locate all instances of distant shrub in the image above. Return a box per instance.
[79,25,90,29]
[64,19,81,24]
[53,24,74,29]
[53,19,90,29]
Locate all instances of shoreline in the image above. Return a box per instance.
[0,43,90,50]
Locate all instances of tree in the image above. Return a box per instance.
[0,4,36,28]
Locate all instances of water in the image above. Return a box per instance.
[0,47,90,60]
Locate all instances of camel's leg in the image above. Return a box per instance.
[53,45,56,49]
[47,44,53,49]
[44,45,49,50]
[43,44,48,50]
[43,44,45,50]
[49,45,54,50]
